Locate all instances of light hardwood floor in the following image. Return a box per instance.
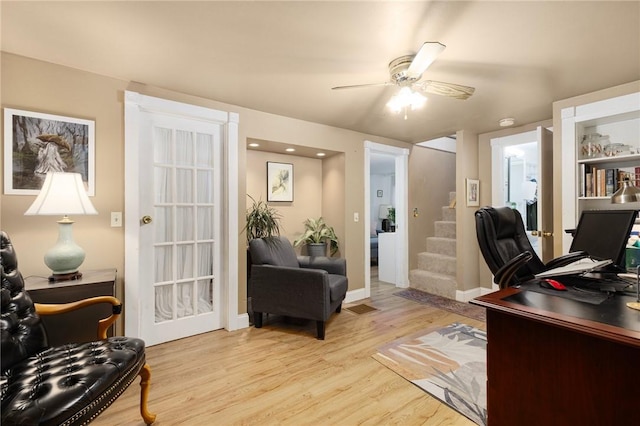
[95,271,482,425]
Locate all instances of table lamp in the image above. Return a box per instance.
[25,172,98,282]
[611,177,640,204]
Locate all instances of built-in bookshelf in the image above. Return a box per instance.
[561,91,640,253]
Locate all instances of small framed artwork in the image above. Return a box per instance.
[466,178,480,207]
[377,190,383,197]
[3,108,95,195]
[267,161,294,202]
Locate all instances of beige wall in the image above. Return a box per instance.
[322,153,346,258]
[246,150,323,246]
[455,129,480,292]
[407,145,456,270]
[1,53,411,325]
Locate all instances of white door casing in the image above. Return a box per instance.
[124,92,241,345]
[364,140,410,296]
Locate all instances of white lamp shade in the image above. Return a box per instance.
[379,204,392,219]
[25,172,97,216]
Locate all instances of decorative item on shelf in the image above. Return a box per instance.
[579,133,609,159]
[603,143,624,157]
[294,217,339,256]
[611,177,640,204]
[24,172,98,282]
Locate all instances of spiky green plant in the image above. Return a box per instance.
[244,195,282,244]
[293,217,340,256]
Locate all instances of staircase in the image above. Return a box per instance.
[409,192,457,299]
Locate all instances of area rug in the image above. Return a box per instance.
[373,322,487,425]
[395,288,486,321]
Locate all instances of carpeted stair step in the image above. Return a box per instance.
[426,236,456,257]
[409,269,457,299]
[434,221,456,238]
[417,252,456,276]
[441,206,456,222]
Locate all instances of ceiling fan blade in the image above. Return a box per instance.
[415,80,476,100]
[332,82,392,90]
[406,42,446,79]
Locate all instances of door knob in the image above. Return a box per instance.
[542,231,553,237]
[141,215,153,225]
[531,230,540,236]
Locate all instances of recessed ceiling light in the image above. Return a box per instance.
[499,118,515,127]
[286,148,295,152]
[248,143,259,147]
[316,152,326,157]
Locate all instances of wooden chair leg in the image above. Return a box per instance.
[139,363,157,425]
[254,312,263,328]
[316,321,325,340]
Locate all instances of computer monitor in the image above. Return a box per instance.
[569,209,638,272]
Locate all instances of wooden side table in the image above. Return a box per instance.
[25,269,117,346]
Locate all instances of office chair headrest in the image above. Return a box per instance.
[486,207,518,239]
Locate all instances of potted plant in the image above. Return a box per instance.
[244,195,282,244]
[387,207,396,225]
[294,217,339,256]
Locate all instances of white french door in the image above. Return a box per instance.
[125,92,240,346]
[491,126,554,262]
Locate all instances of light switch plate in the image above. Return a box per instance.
[111,212,123,227]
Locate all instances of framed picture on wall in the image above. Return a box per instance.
[3,108,95,195]
[267,161,294,202]
[466,178,480,206]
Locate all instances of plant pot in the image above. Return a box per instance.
[307,243,326,257]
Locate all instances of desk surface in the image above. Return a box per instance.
[472,285,640,348]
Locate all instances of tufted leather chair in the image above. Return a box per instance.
[475,206,588,288]
[1,231,156,425]
[248,237,348,340]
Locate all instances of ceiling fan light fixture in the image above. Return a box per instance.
[387,87,427,115]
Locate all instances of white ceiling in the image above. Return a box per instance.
[2,1,639,143]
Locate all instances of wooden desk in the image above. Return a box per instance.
[472,286,640,426]
[25,269,117,346]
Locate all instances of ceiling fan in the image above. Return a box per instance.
[332,42,475,101]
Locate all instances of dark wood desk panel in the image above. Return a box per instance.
[25,269,117,346]
[472,288,640,426]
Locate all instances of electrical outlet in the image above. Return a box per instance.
[353,212,359,222]
[111,212,123,227]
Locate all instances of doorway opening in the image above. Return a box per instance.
[364,141,409,297]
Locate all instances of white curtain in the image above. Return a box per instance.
[154,128,215,323]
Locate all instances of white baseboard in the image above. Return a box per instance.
[231,313,250,330]
[455,286,496,302]
[345,287,367,304]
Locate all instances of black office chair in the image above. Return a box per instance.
[475,206,588,288]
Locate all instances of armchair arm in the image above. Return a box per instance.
[35,296,122,340]
[494,251,533,289]
[298,256,347,276]
[545,251,589,269]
